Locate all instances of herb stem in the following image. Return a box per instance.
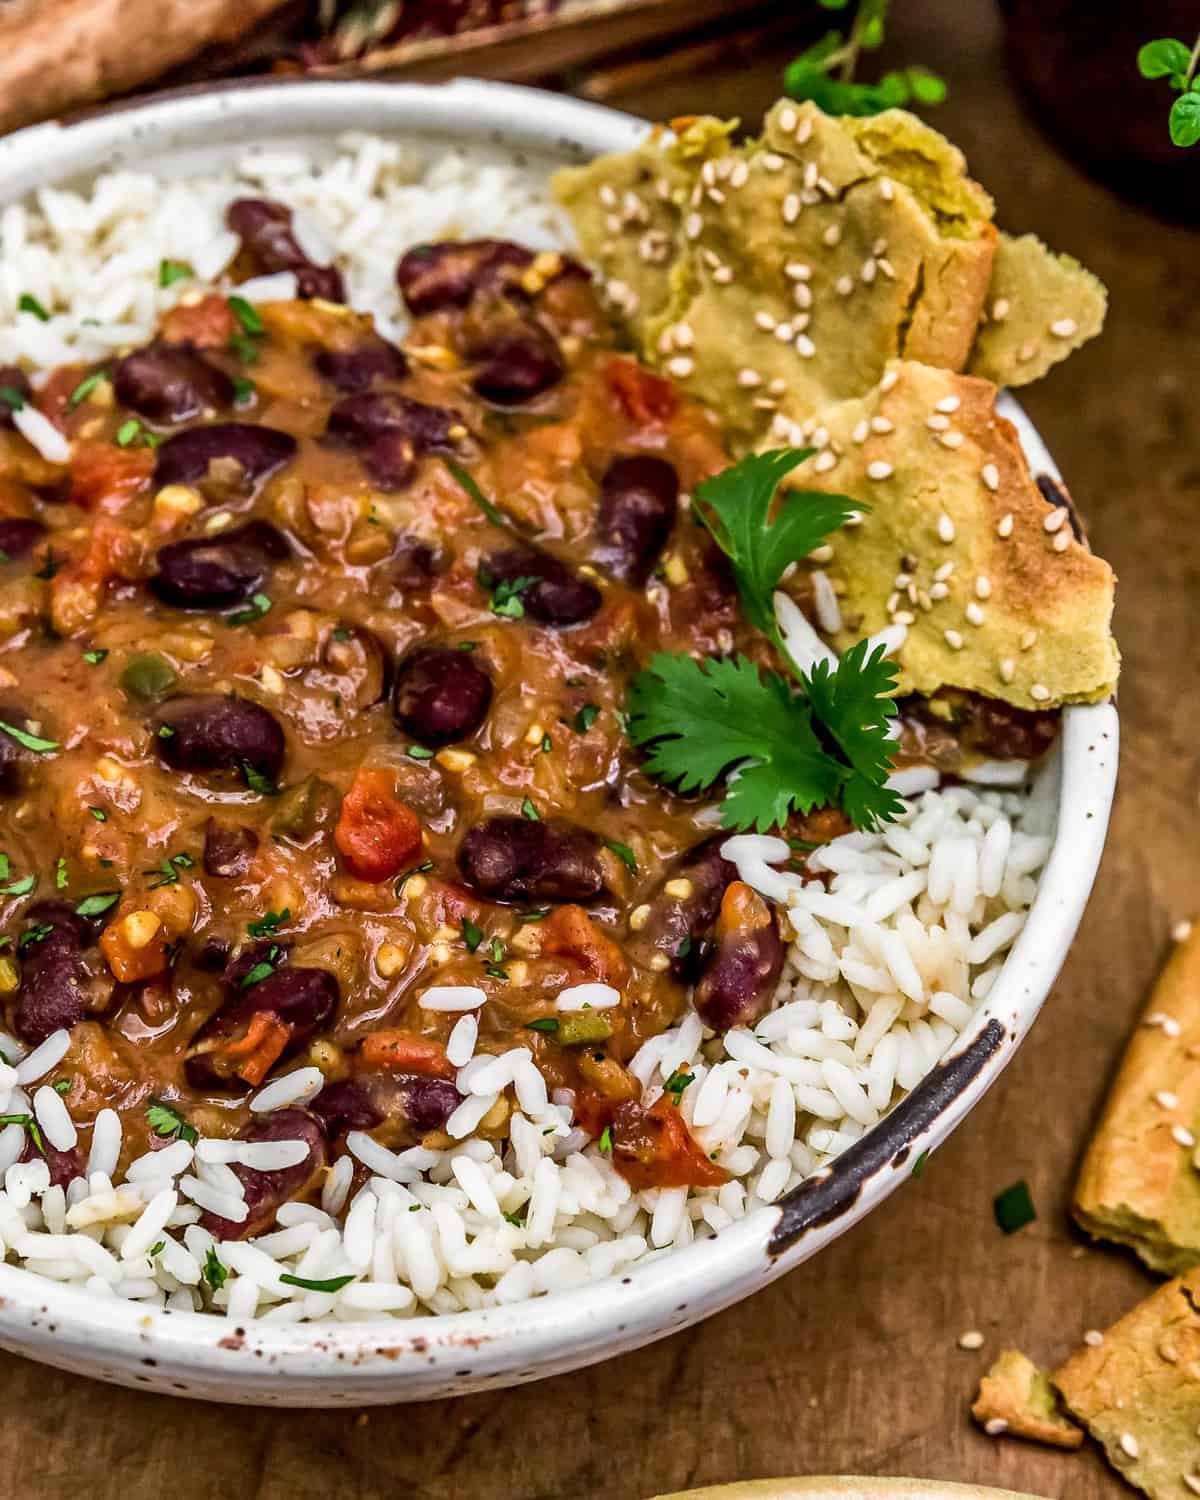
[1186,31,1200,90]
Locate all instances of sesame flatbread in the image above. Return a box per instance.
[1054,1271,1200,1499]
[968,233,1108,388]
[777,360,1118,709]
[555,101,1104,445]
[1074,926,1200,1276]
[971,1348,1084,1449]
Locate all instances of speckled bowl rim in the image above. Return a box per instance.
[0,78,1119,1405]
[651,1479,1048,1500]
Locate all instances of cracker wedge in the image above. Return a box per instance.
[1075,926,1200,1275]
[1055,1271,1200,1498]
[775,360,1118,709]
[971,1348,1084,1449]
[969,233,1108,388]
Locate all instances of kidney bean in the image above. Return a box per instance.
[315,341,407,393]
[185,960,339,1090]
[13,901,110,1045]
[392,644,492,747]
[693,882,784,1033]
[964,694,1060,763]
[594,455,679,585]
[0,367,31,429]
[203,819,259,878]
[0,518,46,560]
[152,695,286,783]
[392,537,440,592]
[470,327,564,406]
[200,1108,328,1240]
[226,198,345,303]
[112,343,234,425]
[326,391,460,491]
[457,815,604,904]
[153,423,297,490]
[395,239,533,315]
[150,519,290,610]
[633,836,737,980]
[22,1135,81,1189]
[0,707,45,797]
[311,1072,461,1140]
[483,547,601,627]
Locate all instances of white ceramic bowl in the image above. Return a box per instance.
[0,78,1118,1404]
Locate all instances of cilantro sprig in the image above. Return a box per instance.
[1138,35,1200,147]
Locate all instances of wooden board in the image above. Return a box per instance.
[0,2,1192,1496]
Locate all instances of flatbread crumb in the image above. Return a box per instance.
[971,1348,1083,1449]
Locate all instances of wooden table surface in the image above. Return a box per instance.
[2,2,1196,1496]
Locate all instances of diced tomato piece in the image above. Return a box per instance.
[160,295,237,349]
[218,1012,291,1087]
[606,356,678,426]
[360,1030,455,1079]
[609,1094,729,1191]
[68,441,154,514]
[572,1086,617,1139]
[99,912,170,984]
[334,766,422,882]
[540,904,630,988]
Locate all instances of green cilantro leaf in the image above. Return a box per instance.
[159,259,193,288]
[74,891,120,917]
[0,720,58,753]
[598,1125,613,1154]
[247,908,290,938]
[693,448,862,657]
[146,1100,198,1146]
[627,653,842,833]
[487,574,537,620]
[801,639,903,830]
[0,386,26,413]
[67,371,108,409]
[441,456,509,530]
[278,1272,356,1293]
[227,295,264,335]
[605,840,637,874]
[665,1069,695,1104]
[993,1179,1036,1234]
[462,917,484,953]
[54,858,68,890]
[17,293,50,322]
[1,874,36,898]
[573,703,599,733]
[203,1246,227,1290]
[241,761,280,798]
[520,797,540,821]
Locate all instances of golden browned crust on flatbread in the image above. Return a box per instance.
[969,233,1108,388]
[0,0,285,135]
[1055,1270,1200,1499]
[1074,926,1200,1275]
[778,360,1118,708]
[971,1349,1083,1449]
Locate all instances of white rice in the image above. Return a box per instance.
[0,135,1057,1322]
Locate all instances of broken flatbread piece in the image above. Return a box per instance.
[969,233,1108,387]
[779,359,1118,709]
[1055,1270,1200,1499]
[555,101,1105,444]
[971,1348,1084,1449]
[1075,925,1200,1275]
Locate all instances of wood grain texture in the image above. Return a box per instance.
[0,2,1194,1496]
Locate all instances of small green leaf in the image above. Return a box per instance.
[17,293,50,322]
[527,1017,559,1033]
[394,858,434,896]
[74,891,120,917]
[147,1100,198,1146]
[247,908,290,938]
[228,333,260,365]
[1137,38,1192,79]
[573,703,599,733]
[462,917,484,953]
[241,762,280,798]
[1170,91,1200,146]
[407,745,434,761]
[159,259,193,288]
[993,1179,1036,1234]
[240,959,277,988]
[520,797,540,821]
[0,386,26,413]
[0,720,58,753]
[83,648,108,666]
[1,874,36,898]
[228,295,264,335]
[54,858,68,891]
[202,1246,227,1290]
[605,840,637,874]
[89,807,107,822]
[68,371,108,409]
[231,375,256,405]
[598,1125,613,1154]
[441,456,509,530]
[279,1272,356,1293]
[911,1149,929,1180]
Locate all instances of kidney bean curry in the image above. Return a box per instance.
[0,210,1057,1236]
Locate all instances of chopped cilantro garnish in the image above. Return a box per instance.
[486,573,537,620]
[0,1113,45,1156]
[0,720,58,753]
[115,418,143,448]
[573,703,599,734]
[202,1246,227,1290]
[247,908,290,938]
[520,797,539,822]
[605,840,637,874]
[527,1018,559,1033]
[18,922,51,951]
[241,762,280,797]
[441,456,509,530]
[0,386,26,413]
[517,908,550,924]
[1,874,36,899]
[462,917,484,953]
[240,948,279,988]
[231,375,256,405]
[145,851,194,889]
[89,807,107,821]
[407,745,434,761]
[541,732,553,754]
[228,332,260,365]
[395,859,433,896]
[17,293,49,322]
[158,259,192,288]
[911,1150,929,1180]
[82,648,108,665]
[598,1126,613,1154]
[993,1179,1036,1234]
[228,295,264,335]
[74,891,120,917]
[68,371,107,408]
[54,857,68,891]
[665,1069,695,1104]
[228,592,271,626]
[278,1272,355,1293]
[146,1099,198,1146]
[52,1078,71,1095]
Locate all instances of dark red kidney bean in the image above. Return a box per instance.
[693,890,784,1034]
[964,694,1060,762]
[396,239,533,315]
[311,1073,461,1140]
[392,644,492,747]
[457,816,604,904]
[483,547,601,627]
[0,367,31,429]
[634,836,738,979]
[315,341,407,392]
[153,423,297,489]
[327,391,460,491]
[0,707,44,797]
[22,1134,80,1188]
[203,819,260,878]
[13,901,110,1045]
[0,518,46,560]
[185,962,339,1090]
[152,695,285,782]
[594,455,679,585]
[310,624,392,714]
[112,343,234,425]
[200,1109,328,1241]
[226,198,345,303]
[469,327,564,406]
[150,519,290,610]
[392,537,440,591]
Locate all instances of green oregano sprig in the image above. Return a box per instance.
[1137,35,1200,148]
[784,0,946,117]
